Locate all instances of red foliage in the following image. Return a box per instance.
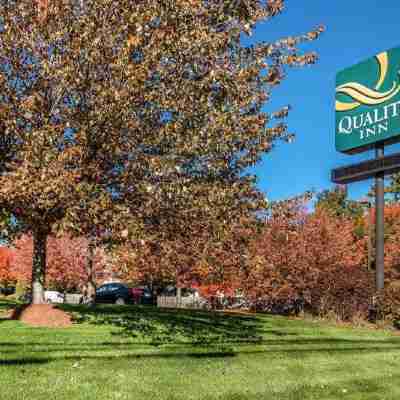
[10,235,110,291]
[194,283,237,298]
[378,204,400,282]
[0,247,16,284]
[114,221,253,295]
[358,204,400,282]
[244,199,373,319]
[35,0,49,22]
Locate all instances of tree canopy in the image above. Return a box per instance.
[316,185,364,219]
[0,0,323,303]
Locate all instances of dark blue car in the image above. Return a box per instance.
[95,283,153,305]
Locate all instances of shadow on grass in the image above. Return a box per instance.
[2,304,400,367]
[1,336,400,351]
[0,298,18,323]
[0,350,237,366]
[0,358,50,366]
[0,298,18,311]
[1,344,400,367]
[59,304,271,345]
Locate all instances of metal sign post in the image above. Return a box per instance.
[332,148,400,292]
[332,47,400,292]
[375,144,385,291]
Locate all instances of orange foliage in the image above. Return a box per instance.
[0,247,15,284]
[362,204,400,282]
[11,235,110,291]
[114,221,252,295]
[244,200,373,318]
[380,204,400,282]
[35,0,49,22]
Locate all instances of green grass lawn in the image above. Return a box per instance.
[1,299,400,400]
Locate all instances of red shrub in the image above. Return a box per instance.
[244,199,371,319]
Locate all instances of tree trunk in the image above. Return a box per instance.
[85,238,97,302]
[176,287,182,308]
[31,229,48,304]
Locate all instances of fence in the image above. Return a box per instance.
[157,296,204,309]
[64,293,83,304]
[157,295,248,310]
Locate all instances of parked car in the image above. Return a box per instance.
[95,283,153,305]
[130,286,153,305]
[0,286,16,296]
[159,286,209,309]
[44,290,65,304]
[18,289,32,303]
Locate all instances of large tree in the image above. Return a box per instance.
[0,0,323,303]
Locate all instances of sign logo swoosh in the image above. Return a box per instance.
[336,52,400,112]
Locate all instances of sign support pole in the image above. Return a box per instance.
[367,203,373,271]
[375,143,385,291]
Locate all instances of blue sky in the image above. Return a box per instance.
[248,0,400,202]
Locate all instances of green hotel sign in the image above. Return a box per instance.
[336,47,400,153]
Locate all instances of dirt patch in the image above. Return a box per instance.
[11,304,72,328]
